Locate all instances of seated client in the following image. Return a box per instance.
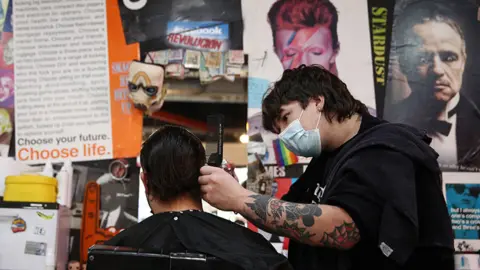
[105,125,291,270]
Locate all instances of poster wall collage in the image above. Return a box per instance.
[0,0,477,267]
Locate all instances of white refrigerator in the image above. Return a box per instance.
[0,202,70,270]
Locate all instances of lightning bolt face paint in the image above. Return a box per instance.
[274,26,337,73]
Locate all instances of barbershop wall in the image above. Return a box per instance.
[0,0,479,268]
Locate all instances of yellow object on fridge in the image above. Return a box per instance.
[3,175,57,203]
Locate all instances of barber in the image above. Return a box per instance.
[199,65,454,270]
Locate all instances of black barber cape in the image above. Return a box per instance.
[283,113,454,270]
[105,210,292,270]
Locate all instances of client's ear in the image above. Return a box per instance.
[140,172,149,194]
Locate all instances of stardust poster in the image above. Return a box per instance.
[384,0,480,172]
[368,0,395,117]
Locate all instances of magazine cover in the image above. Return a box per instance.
[443,172,480,252]
[12,0,143,164]
[68,158,139,263]
[117,0,243,53]
[384,0,480,172]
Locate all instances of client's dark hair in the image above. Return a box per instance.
[140,125,206,202]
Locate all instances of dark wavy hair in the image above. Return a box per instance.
[262,64,367,134]
[140,125,205,202]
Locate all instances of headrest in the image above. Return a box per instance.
[87,245,243,270]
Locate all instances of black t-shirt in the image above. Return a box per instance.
[105,210,292,270]
[282,113,454,270]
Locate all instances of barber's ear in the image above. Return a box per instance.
[140,172,148,194]
[315,96,325,111]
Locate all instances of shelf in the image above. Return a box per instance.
[164,77,247,104]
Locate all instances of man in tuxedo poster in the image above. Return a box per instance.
[385,1,480,170]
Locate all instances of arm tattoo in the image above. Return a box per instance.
[244,195,270,224]
[319,221,360,249]
[244,194,360,248]
[269,199,284,222]
[277,221,316,241]
[285,203,322,227]
[245,194,322,241]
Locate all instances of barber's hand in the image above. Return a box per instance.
[199,165,252,212]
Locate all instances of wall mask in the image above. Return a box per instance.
[127,61,167,114]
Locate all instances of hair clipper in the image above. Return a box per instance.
[205,114,237,179]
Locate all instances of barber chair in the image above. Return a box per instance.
[87,245,244,270]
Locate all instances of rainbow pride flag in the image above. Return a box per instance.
[272,139,298,166]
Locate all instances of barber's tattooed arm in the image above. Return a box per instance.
[241,195,360,249]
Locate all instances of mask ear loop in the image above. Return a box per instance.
[298,110,305,121]
[315,111,322,129]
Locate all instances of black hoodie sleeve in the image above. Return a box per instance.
[325,148,419,265]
